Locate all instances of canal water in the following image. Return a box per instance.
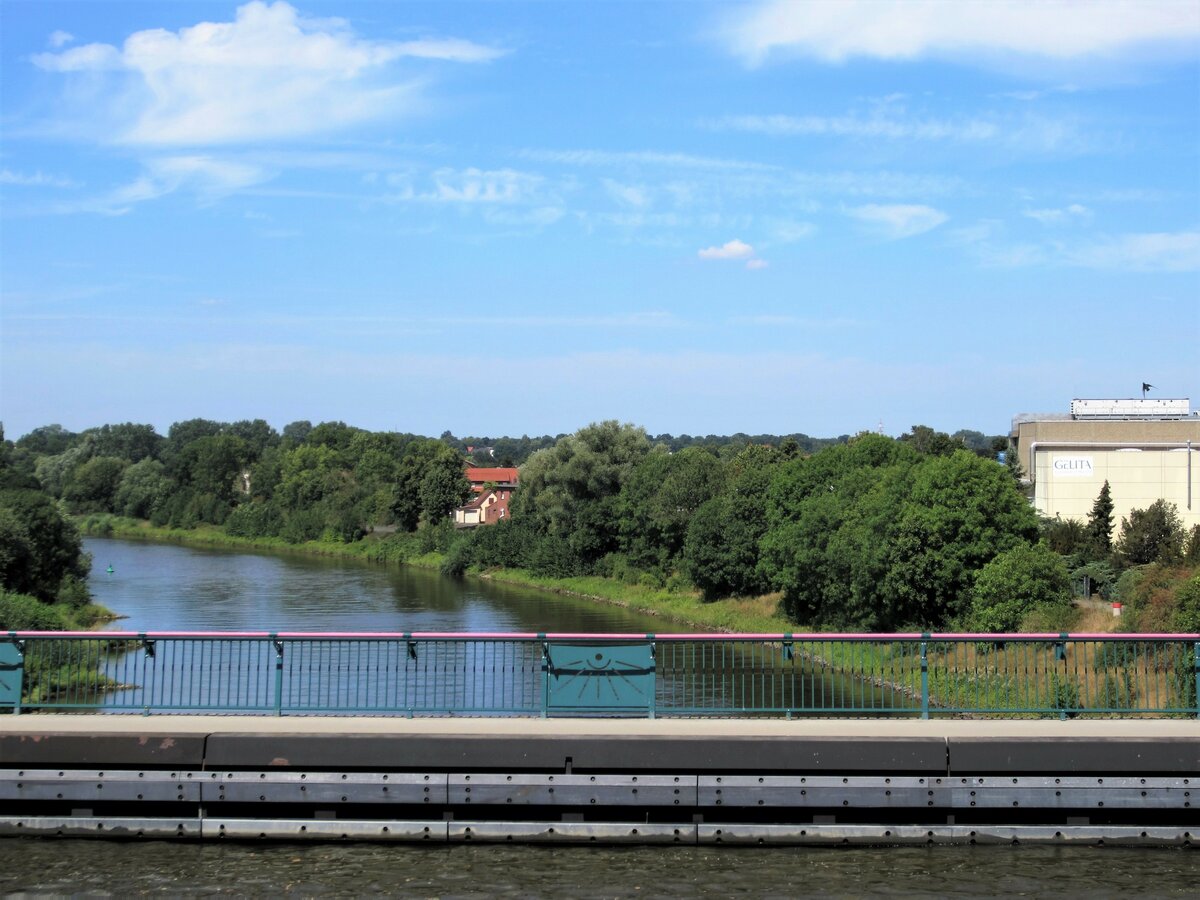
[1,537,1193,895]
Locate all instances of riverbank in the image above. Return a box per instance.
[76,515,793,634]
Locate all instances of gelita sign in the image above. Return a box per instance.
[1052,456,1094,477]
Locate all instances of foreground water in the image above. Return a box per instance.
[0,840,1196,897]
[2,538,1192,894]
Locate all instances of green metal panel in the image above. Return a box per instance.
[0,641,22,709]
[545,642,654,714]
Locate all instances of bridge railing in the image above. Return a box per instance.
[2,631,1198,718]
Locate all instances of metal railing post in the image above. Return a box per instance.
[647,634,656,720]
[539,634,548,718]
[920,634,930,719]
[271,635,284,716]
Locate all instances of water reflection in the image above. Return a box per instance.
[85,537,682,635]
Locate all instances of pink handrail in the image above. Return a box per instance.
[9,630,1200,640]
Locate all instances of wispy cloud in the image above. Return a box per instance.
[1024,204,1093,226]
[1063,231,1200,272]
[848,204,948,239]
[61,156,269,215]
[31,1,504,146]
[516,148,779,172]
[47,30,74,49]
[0,169,79,188]
[722,0,1200,66]
[966,229,1200,272]
[427,167,538,204]
[729,314,863,327]
[707,113,998,142]
[603,179,651,208]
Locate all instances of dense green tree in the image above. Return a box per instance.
[682,445,779,599]
[1182,525,1200,565]
[899,424,964,457]
[164,418,226,461]
[85,423,163,462]
[225,419,280,460]
[1174,574,1200,632]
[418,448,472,523]
[1115,500,1185,566]
[618,447,724,570]
[276,444,345,510]
[1041,516,1087,556]
[389,439,457,531]
[113,458,173,519]
[513,421,651,571]
[33,440,94,497]
[173,434,249,505]
[305,421,364,455]
[881,451,1039,626]
[0,488,90,602]
[63,455,129,513]
[967,543,1073,632]
[1086,481,1115,554]
[760,436,920,627]
[15,424,78,456]
[761,440,1037,630]
[281,420,313,445]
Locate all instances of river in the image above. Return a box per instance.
[0,537,1194,896]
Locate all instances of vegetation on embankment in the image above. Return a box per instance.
[0,588,113,631]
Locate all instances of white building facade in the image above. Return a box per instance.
[1012,399,1200,536]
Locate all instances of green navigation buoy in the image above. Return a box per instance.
[106,565,114,575]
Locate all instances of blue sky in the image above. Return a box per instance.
[1,0,1197,441]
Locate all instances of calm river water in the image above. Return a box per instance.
[0,537,1193,896]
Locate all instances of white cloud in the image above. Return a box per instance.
[698,238,769,269]
[1024,204,1093,226]
[708,113,998,142]
[517,148,779,172]
[723,0,1200,66]
[698,238,755,260]
[848,204,948,238]
[0,169,79,188]
[47,30,75,49]
[32,1,503,145]
[1064,231,1200,272]
[603,179,650,208]
[79,155,269,214]
[427,167,539,204]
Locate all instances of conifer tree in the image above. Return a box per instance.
[1086,480,1114,554]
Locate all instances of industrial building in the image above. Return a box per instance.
[1010,398,1199,535]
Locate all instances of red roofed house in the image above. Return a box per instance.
[455,466,519,527]
[466,467,519,492]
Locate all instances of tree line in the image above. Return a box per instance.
[4,417,1195,635]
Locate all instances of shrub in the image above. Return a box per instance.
[1174,573,1200,632]
[438,537,474,579]
[0,590,74,631]
[1115,500,1184,566]
[224,501,284,538]
[968,543,1072,632]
